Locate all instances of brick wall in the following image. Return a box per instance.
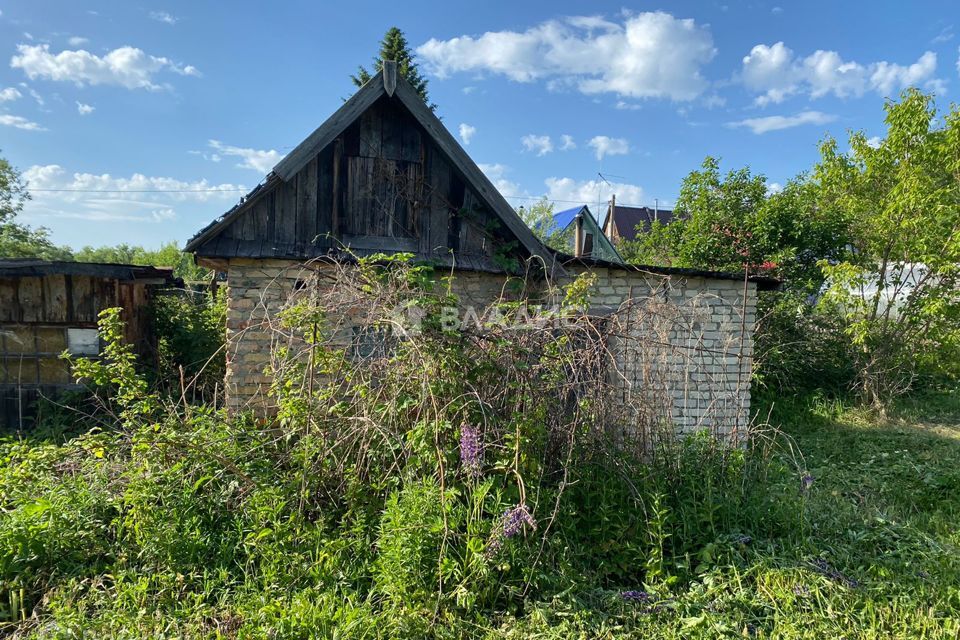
[223,259,757,441]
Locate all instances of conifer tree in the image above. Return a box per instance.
[351,27,435,110]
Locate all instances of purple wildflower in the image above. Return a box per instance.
[810,558,859,588]
[801,474,815,492]
[734,534,752,545]
[459,425,483,479]
[485,504,536,558]
[792,584,811,598]
[621,590,651,602]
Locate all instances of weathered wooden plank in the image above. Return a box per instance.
[332,138,343,238]
[316,145,333,243]
[358,103,382,158]
[400,120,422,163]
[275,180,298,245]
[18,278,43,323]
[42,274,68,323]
[70,275,95,323]
[381,103,402,161]
[427,148,451,254]
[0,280,17,323]
[297,156,319,245]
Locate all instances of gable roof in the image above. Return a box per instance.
[604,205,675,242]
[185,62,561,275]
[552,205,624,264]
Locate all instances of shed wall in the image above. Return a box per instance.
[222,259,757,441]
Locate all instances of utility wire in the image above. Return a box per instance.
[27,187,661,208]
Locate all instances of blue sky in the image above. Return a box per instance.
[1,1,958,249]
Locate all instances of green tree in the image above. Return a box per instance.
[816,89,960,404]
[73,241,208,281]
[351,27,434,109]
[0,152,71,259]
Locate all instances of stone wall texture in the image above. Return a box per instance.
[223,259,757,442]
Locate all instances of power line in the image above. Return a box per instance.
[27,187,658,209]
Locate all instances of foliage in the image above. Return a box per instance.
[0,260,806,637]
[150,290,226,402]
[517,196,572,254]
[351,27,434,109]
[0,152,70,260]
[815,89,960,404]
[72,241,210,281]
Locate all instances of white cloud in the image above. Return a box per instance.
[865,136,882,148]
[76,101,94,115]
[207,140,282,173]
[0,114,46,131]
[741,42,941,105]
[0,87,22,102]
[20,164,245,224]
[10,44,200,90]
[766,182,783,195]
[521,134,553,156]
[458,122,476,145]
[588,135,629,160]
[560,134,577,150]
[932,26,954,45]
[727,110,836,134]
[478,163,523,197]
[67,36,89,46]
[149,11,178,25]
[544,176,645,207]
[417,11,716,101]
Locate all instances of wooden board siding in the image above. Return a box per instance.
[196,95,520,270]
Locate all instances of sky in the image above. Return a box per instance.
[1,1,958,250]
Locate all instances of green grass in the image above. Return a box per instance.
[2,392,960,638]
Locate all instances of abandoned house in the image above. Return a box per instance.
[0,259,177,428]
[186,62,777,440]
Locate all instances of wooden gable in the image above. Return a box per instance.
[187,64,557,274]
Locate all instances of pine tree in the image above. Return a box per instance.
[351,27,435,110]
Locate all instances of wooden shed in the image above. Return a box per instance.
[0,259,176,428]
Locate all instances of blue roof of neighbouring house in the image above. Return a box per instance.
[552,205,584,230]
[549,205,624,264]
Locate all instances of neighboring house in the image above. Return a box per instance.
[603,201,676,244]
[186,62,777,441]
[0,259,176,428]
[551,205,624,264]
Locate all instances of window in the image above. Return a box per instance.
[67,328,100,356]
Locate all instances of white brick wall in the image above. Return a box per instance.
[222,259,757,442]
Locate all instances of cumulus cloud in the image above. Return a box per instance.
[417,11,716,101]
[458,123,476,145]
[588,135,629,160]
[727,110,836,134]
[521,134,553,156]
[560,134,577,150]
[20,164,245,224]
[149,11,178,25]
[741,42,940,105]
[478,163,523,198]
[0,87,22,102]
[10,44,200,90]
[0,114,46,131]
[67,36,89,46]
[206,140,282,173]
[76,101,94,115]
[544,176,645,207]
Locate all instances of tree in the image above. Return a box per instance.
[815,89,960,404]
[73,241,208,281]
[0,152,71,259]
[351,27,434,109]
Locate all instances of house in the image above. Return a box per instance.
[0,259,176,428]
[603,199,675,244]
[186,62,777,440]
[551,205,624,264]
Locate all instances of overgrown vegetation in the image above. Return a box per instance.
[620,89,960,404]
